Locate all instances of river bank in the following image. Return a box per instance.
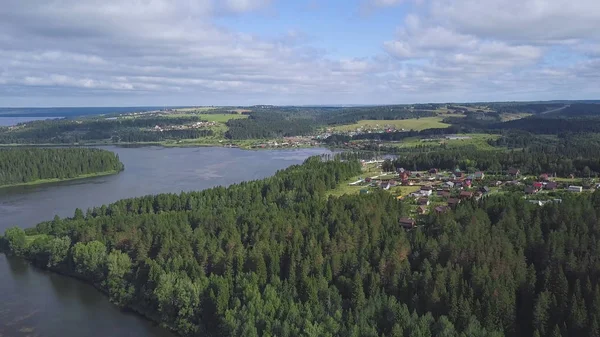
[0,146,333,337]
[0,170,123,189]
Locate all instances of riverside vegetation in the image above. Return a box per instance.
[4,155,600,337]
[0,147,124,187]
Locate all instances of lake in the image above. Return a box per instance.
[0,146,332,337]
[0,117,62,126]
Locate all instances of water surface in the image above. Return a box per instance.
[0,117,61,126]
[0,146,332,337]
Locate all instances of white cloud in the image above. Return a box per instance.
[222,0,272,13]
[0,0,599,105]
[431,0,600,43]
[379,0,600,101]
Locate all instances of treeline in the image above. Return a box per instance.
[0,116,210,144]
[316,107,436,125]
[485,102,566,114]
[6,157,600,336]
[225,112,316,139]
[0,148,123,186]
[225,107,439,140]
[387,145,600,177]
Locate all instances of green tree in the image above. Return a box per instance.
[105,249,133,306]
[3,227,27,256]
[48,236,71,267]
[72,241,107,278]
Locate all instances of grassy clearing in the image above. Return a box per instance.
[25,234,49,245]
[0,170,121,189]
[173,107,217,112]
[330,117,450,132]
[197,114,248,123]
[391,133,501,150]
[500,113,533,122]
[391,186,421,196]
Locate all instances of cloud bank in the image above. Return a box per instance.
[1,0,599,106]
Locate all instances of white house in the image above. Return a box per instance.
[568,185,583,193]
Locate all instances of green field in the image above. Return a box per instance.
[173,107,218,112]
[500,113,533,122]
[197,114,248,123]
[391,133,501,150]
[330,117,450,132]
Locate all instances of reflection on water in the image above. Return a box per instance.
[0,146,332,337]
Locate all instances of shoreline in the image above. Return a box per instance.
[0,170,122,189]
[0,141,326,151]
[0,252,181,336]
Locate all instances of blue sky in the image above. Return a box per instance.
[1,0,599,107]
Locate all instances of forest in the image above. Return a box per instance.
[4,155,600,337]
[0,116,213,144]
[0,147,124,186]
[224,107,437,140]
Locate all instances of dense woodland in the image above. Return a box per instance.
[385,140,600,177]
[0,148,123,186]
[0,116,213,144]
[4,156,600,337]
[224,107,437,140]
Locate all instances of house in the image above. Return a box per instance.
[474,171,485,180]
[417,197,430,206]
[434,206,449,214]
[448,198,461,208]
[399,172,411,180]
[438,190,451,198]
[459,191,474,199]
[495,181,503,187]
[365,177,372,183]
[568,185,583,193]
[389,180,397,186]
[444,181,455,188]
[417,205,428,214]
[480,186,491,194]
[508,168,521,177]
[524,186,538,194]
[545,182,558,190]
[420,186,433,196]
[429,168,438,174]
[382,183,391,190]
[402,179,414,186]
[474,191,483,200]
[539,173,550,181]
[533,182,544,190]
[528,200,544,206]
[399,217,416,229]
[464,179,472,188]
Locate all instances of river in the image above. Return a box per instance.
[0,146,332,337]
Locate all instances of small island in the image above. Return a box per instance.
[0,148,124,188]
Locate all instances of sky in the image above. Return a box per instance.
[1,0,599,107]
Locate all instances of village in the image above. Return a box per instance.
[343,161,596,231]
[151,120,219,132]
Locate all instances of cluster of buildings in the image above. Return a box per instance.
[523,173,583,194]
[152,121,218,132]
[251,136,319,149]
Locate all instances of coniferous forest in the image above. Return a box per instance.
[4,156,600,337]
[0,148,124,186]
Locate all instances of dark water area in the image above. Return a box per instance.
[0,146,333,337]
[0,107,181,118]
[0,117,62,126]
